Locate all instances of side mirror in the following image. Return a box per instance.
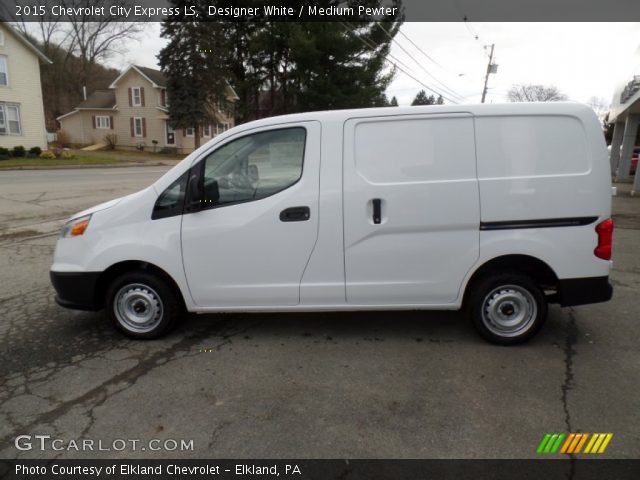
[186,172,204,212]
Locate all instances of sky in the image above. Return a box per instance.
[111,22,640,109]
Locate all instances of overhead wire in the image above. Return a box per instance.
[375,23,466,102]
[340,21,459,104]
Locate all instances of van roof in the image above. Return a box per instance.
[242,101,595,129]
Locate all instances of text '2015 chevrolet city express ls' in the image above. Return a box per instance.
[51,103,613,344]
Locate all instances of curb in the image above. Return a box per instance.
[0,161,180,171]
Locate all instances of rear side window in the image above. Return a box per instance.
[476,115,589,178]
[353,116,476,183]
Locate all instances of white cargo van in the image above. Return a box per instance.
[51,103,613,344]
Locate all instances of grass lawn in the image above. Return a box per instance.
[0,149,185,169]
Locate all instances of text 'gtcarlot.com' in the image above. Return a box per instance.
[14,435,194,452]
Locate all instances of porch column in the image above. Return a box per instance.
[617,114,640,181]
[609,121,625,175]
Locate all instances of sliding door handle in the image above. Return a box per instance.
[280,206,310,222]
[372,198,381,224]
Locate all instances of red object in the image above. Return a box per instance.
[594,218,614,260]
[631,154,638,175]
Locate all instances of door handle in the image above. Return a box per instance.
[280,206,310,222]
[372,198,382,224]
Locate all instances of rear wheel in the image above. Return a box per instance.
[467,272,547,345]
[105,270,181,339]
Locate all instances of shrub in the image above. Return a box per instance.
[60,150,75,159]
[39,150,56,159]
[0,147,9,157]
[56,129,70,148]
[104,133,117,150]
[12,146,26,157]
[159,147,177,155]
[29,146,42,156]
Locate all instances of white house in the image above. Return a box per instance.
[0,22,51,151]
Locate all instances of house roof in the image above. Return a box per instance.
[109,64,166,88]
[56,90,116,120]
[77,90,116,109]
[135,65,167,87]
[1,22,52,64]
[109,64,239,100]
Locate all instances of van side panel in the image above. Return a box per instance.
[343,114,480,305]
[475,112,611,280]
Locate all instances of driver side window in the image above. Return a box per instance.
[202,127,306,207]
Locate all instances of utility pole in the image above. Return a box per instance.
[481,44,496,104]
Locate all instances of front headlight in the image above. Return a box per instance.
[60,214,92,238]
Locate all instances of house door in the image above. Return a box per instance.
[166,122,175,145]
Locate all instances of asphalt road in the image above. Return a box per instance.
[0,167,639,459]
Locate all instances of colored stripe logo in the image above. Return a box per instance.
[537,433,613,454]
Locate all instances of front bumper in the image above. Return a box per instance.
[557,276,613,307]
[50,271,102,311]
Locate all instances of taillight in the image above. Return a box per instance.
[594,218,613,260]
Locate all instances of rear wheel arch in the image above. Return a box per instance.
[463,254,559,306]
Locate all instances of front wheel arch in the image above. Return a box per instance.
[95,260,186,312]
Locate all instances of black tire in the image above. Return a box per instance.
[467,271,547,345]
[105,270,181,339]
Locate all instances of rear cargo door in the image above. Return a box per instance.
[343,113,479,305]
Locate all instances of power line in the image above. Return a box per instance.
[339,22,458,105]
[340,22,459,104]
[375,23,466,102]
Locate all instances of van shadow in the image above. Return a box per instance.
[178,306,574,348]
[180,309,479,346]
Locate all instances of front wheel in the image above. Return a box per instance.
[105,270,181,339]
[467,272,547,345]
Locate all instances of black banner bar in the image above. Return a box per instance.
[2,0,640,22]
[1,459,640,480]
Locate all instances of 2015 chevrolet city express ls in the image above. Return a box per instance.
[51,103,614,344]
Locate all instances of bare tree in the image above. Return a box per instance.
[507,84,568,102]
[61,1,144,87]
[587,96,610,118]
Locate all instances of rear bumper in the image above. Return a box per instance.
[558,276,613,307]
[50,271,102,311]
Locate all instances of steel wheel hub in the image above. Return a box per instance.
[481,285,537,337]
[114,283,163,333]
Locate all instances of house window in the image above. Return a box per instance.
[216,122,229,135]
[0,104,21,135]
[132,87,142,106]
[134,117,143,137]
[202,125,211,137]
[0,56,8,86]
[185,127,194,137]
[95,116,110,129]
[0,31,4,46]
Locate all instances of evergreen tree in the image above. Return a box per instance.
[160,0,403,126]
[411,90,439,105]
[389,96,399,106]
[158,1,229,148]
